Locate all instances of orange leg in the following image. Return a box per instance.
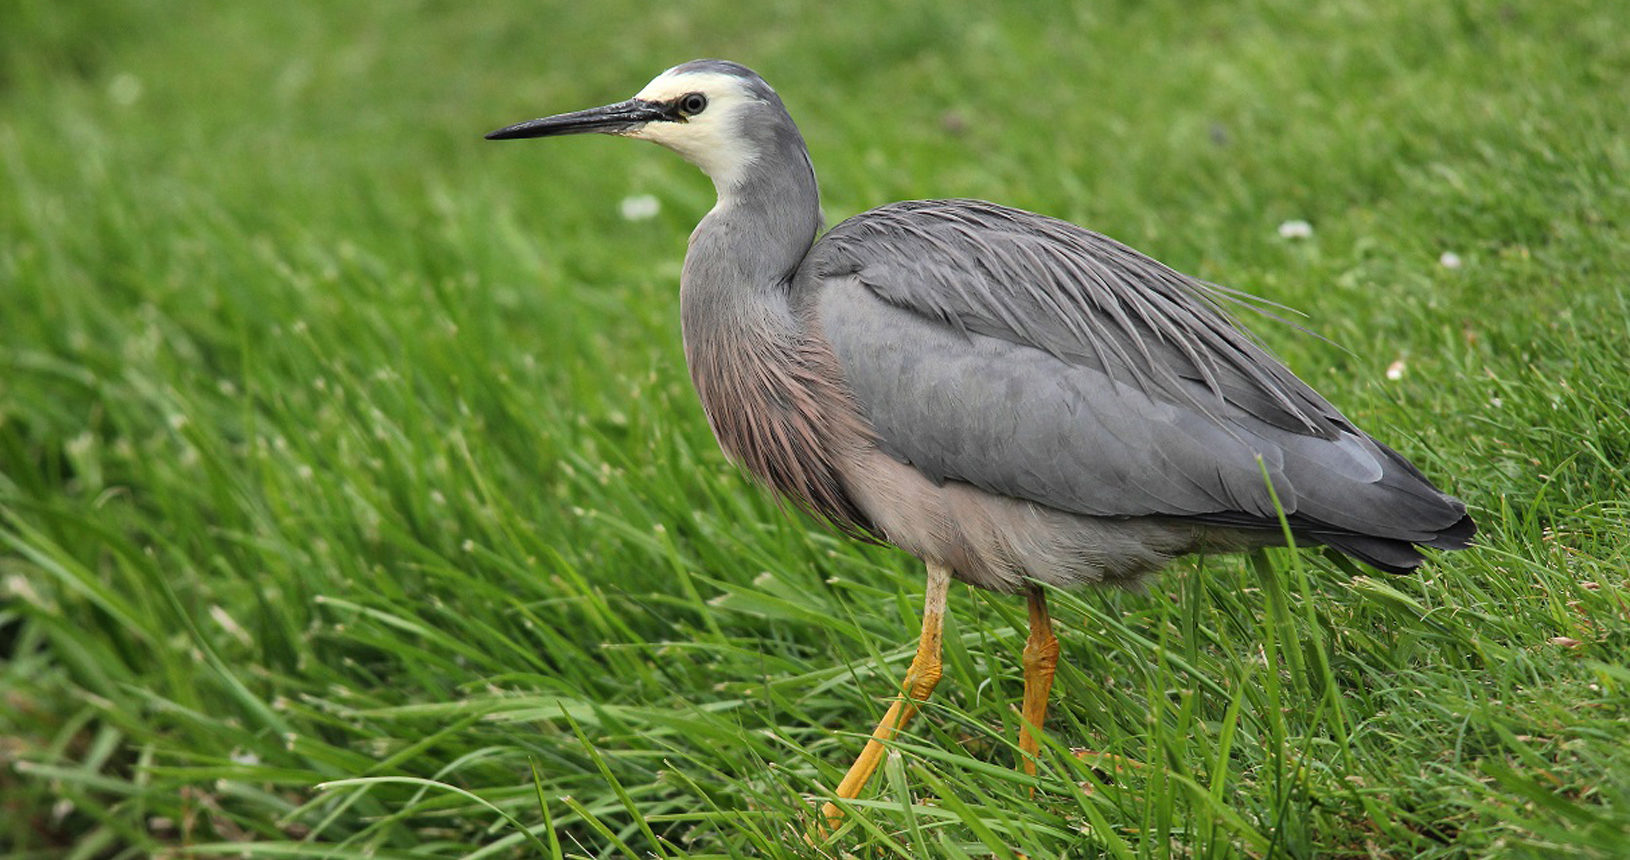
[1018,585,1060,777]
[819,561,951,830]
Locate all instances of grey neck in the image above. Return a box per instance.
[679,117,821,353]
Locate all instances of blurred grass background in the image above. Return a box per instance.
[2,0,1627,856]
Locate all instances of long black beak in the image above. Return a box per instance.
[485,99,668,140]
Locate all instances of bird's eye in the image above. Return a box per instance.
[678,92,708,116]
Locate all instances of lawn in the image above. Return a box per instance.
[2,0,1627,856]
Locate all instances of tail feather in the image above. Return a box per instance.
[1317,533,1429,574]
[1420,512,1477,550]
[1307,509,1474,575]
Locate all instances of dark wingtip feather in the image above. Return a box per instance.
[1318,508,1475,575]
[1422,511,1477,550]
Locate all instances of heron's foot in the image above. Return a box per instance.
[818,632,944,830]
[815,561,951,833]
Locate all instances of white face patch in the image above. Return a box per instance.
[626,68,762,189]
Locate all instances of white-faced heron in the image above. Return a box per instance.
[486,59,1474,826]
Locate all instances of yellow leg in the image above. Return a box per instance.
[819,561,951,830]
[1019,585,1060,777]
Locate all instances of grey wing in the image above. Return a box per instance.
[800,200,1472,565]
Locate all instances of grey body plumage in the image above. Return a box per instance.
[488,58,1474,820]
[810,199,1473,584]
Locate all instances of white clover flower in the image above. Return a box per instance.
[109,73,143,106]
[1277,219,1313,239]
[619,194,661,221]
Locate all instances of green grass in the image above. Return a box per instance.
[3,0,1627,856]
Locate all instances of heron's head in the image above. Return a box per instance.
[486,60,789,189]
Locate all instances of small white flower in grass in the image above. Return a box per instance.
[109,73,143,106]
[1385,358,1406,381]
[1439,251,1463,269]
[229,749,261,766]
[619,193,661,221]
[1277,219,1313,239]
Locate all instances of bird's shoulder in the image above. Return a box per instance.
[808,199,1058,280]
[798,198,1344,439]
